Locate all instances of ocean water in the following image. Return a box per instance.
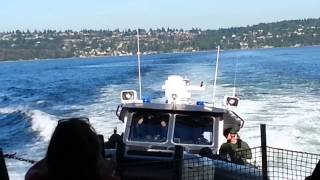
[0,47,319,179]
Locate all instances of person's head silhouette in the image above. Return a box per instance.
[46,118,102,180]
[26,117,119,180]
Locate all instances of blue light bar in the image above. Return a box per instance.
[142,98,151,103]
[196,101,205,106]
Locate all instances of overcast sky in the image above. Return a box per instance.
[1,0,320,31]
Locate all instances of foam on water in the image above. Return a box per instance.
[235,90,320,153]
[6,160,30,180]
[69,84,124,139]
[0,107,20,114]
[27,110,57,141]
[0,106,58,179]
[0,106,57,141]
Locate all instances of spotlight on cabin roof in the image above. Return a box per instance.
[121,90,138,104]
[224,96,239,107]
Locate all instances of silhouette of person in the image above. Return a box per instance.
[189,129,209,145]
[199,147,219,159]
[157,120,168,140]
[25,117,119,180]
[105,128,122,149]
[200,81,204,87]
[135,117,145,138]
[199,147,214,158]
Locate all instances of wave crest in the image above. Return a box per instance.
[0,106,57,141]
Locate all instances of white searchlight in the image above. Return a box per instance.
[162,75,205,105]
[224,96,240,108]
[121,90,139,104]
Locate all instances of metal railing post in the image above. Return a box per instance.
[174,145,183,180]
[260,124,268,180]
[0,148,10,180]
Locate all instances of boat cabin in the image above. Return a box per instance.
[116,102,243,160]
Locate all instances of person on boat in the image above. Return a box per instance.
[155,120,168,141]
[25,117,119,180]
[134,116,146,139]
[105,128,122,149]
[189,129,209,145]
[200,81,204,87]
[219,128,252,165]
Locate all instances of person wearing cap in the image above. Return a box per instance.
[219,128,252,165]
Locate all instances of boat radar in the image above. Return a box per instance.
[162,75,205,104]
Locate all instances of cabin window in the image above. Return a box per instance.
[128,112,169,143]
[173,115,214,145]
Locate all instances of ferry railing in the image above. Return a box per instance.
[1,124,320,179]
[116,146,320,180]
[265,146,320,180]
[2,143,318,180]
[261,124,268,180]
[115,124,320,180]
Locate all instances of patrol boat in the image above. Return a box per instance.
[102,39,261,179]
[110,74,262,179]
[115,74,243,155]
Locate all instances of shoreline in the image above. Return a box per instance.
[1,45,320,63]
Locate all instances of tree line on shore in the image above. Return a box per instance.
[0,18,319,61]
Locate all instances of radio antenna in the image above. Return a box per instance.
[233,56,239,96]
[137,28,142,99]
[212,46,220,104]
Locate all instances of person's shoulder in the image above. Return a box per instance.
[25,159,48,180]
[239,139,250,147]
[25,170,49,180]
[109,134,121,140]
[219,142,232,152]
[220,142,229,147]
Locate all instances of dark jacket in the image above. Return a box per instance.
[219,139,252,165]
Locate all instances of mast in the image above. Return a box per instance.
[233,56,239,96]
[212,46,220,104]
[137,28,142,99]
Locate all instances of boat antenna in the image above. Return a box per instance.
[212,45,220,104]
[233,56,239,96]
[137,28,142,99]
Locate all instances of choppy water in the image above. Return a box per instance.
[0,47,319,179]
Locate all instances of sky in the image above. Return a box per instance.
[1,0,320,31]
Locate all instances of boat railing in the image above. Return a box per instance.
[115,124,320,180]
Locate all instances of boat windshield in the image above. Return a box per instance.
[128,112,169,143]
[173,115,214,145]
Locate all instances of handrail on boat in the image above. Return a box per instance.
[229,110,245,128]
